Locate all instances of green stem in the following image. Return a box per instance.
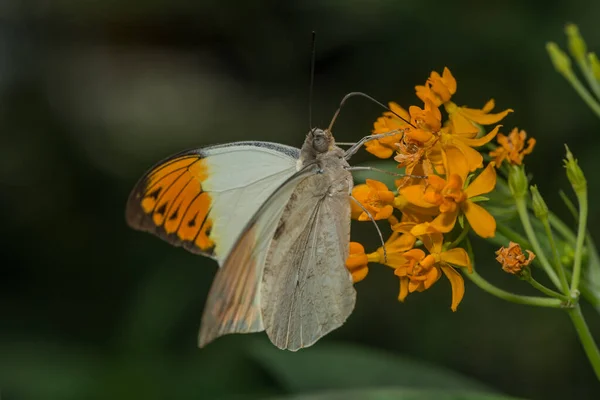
[571,191,588,293]
[528,276,570,302]
[576,56,600,102]
[548,211,577,244]
[515,196,562,289]
[541,218,571,294]
[567,305,600,381]
[448,224,470,249]
[565,71,600,119]
[464,269,564,308]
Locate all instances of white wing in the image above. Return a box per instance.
[126,141,299,264]
[198,163,321,347]
[261,167,356,351]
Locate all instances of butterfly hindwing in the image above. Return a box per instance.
[198,163,321,347]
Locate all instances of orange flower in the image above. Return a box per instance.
[394,100,445,177]
[489,127,536,167]
[393,233,471,311]
[415,67,457,107]
[439,125,501,178]
[351,179,395,221]
[366,102,410,158]
[445,99,513,136]
[400,163,497,238]
[496,241,535,275]
[369,230,417,268]
[346,242,372,283]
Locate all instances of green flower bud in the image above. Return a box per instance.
[508,165,528,199]
[566,24,587,63]
[563,145,587,194]
[546,42,573,77]
[530,185,549,220]
[588,52,600,81]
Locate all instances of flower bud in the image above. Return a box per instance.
[547,42,573,77]
[566,24,587,63]
[563,145,587,194]
[508,164,528,199]
[530,185,549,220]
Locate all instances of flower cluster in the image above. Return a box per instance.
[348,67,534,310]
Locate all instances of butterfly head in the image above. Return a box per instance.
[309,128,334,153]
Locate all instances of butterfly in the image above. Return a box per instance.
[126,92,405,351]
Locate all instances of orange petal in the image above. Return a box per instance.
[464,163,497,198]
[375,204,394,220]
[463,200,496,238]
[443,145,469,181]
[351,267,369,283]
[405,128,433,143]
[366,179,388,191]
[442,67,457,95]
[458,125,501,147]
[450,139,484,172]
[428,210,459,233]
[365,141,395,159]
[422,232,444,254]
[398,277,409,301]
[424,266,441,289]
[441,248,472,271]
[400,185,436,208]
[389,101,410,121]
[449,110,479,135]
[459,104,513,126]
[440,265,465,311]
[410,221,440,236]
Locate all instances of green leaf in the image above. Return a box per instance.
[269,387,523,400]
[249,341,495,394]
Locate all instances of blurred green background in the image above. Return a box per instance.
[2,1,600,399]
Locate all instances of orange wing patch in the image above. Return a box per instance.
[127,153,215,255]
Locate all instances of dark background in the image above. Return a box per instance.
[2,1,600,399]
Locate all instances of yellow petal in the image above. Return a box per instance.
[399,185,436,208]
[458,125,501,147]
[440,265,465,311]
[442,67,457,95]
[389,101,410,121]
[422,232,444,254]
[398,277,409,302]
[443,145,469,181]
[351,267,369,283]
[366,179,388,191]
[450,139,484,172]
[410,221,439,236]
[464,163,497,198]
[365,141,395,159]
[428,210,459,233]
[449,110,479,135]
[459,102,513,125]
[462,201,496,238]
[441,248,472,271]
[424,266,441,289]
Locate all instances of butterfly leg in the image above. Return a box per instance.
[343,131,404,160]
[349,195,387,263]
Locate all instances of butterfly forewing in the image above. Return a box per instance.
[126,142,299,263]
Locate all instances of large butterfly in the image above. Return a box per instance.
[126,129,357,351]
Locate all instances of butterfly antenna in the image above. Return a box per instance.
[328,91,416,132]
[309,31,317,132]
